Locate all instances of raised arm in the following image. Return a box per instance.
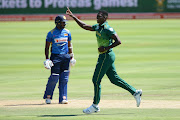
[66,7,94,31]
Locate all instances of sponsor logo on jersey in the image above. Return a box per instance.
[54,38,68,43]
[64,33,68,36]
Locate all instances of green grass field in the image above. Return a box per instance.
[0,19,180,120]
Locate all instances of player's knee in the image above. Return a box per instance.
[110,79,119,85]
[92,74,101,84]
[110,80,116,85]
[48,73,59,84]
[92,79,100,86]
[92,76,96,84]
[59,70,69,82]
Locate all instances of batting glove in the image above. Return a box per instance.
[44,59,54,69]
[70,58,76,66]
[69,53,76,66]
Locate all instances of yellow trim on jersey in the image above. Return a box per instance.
[99,50,108,54]
[104,24,107,28]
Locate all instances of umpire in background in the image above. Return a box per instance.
[43,15,76,104]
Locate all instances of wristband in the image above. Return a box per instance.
[69,53,74,58]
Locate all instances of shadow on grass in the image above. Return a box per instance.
[39,115,81,117]
[39,113,134,117]
[5,103,45,106]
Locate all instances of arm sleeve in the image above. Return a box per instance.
[107,27,116,37]
[68,31,72,41]
[92,24,98,31]
[46,32,52,42]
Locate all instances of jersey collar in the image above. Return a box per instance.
[99,21,108,27]
[55,26,64,30]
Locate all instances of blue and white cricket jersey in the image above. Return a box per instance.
[46,27,72,54]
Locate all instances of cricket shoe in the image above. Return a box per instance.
[133,89,142,107]
[59,100,68,104]
[45,98,51,104]
[83,104,100,114]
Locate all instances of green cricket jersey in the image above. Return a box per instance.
[91,22,137,105]
[92,22,116,54]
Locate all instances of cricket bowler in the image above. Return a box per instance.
[66,8,142,114]
[43,15,76,104]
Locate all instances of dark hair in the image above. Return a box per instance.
[98,10,108,18]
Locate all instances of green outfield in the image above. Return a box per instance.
[0,19,180,120]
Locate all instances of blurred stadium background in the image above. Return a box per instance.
[0,0,180,21]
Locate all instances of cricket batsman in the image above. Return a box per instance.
[66,8,142,114]
[43,15,76,104]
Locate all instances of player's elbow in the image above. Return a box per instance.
[81,25,87,30]
[117,40,121,45]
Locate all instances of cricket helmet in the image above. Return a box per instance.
[55,15,67,26]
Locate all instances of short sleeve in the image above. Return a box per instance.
[68,31,72,41]
[106,27,116,37]
[92,24,99,31]
[46,32,52,42]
